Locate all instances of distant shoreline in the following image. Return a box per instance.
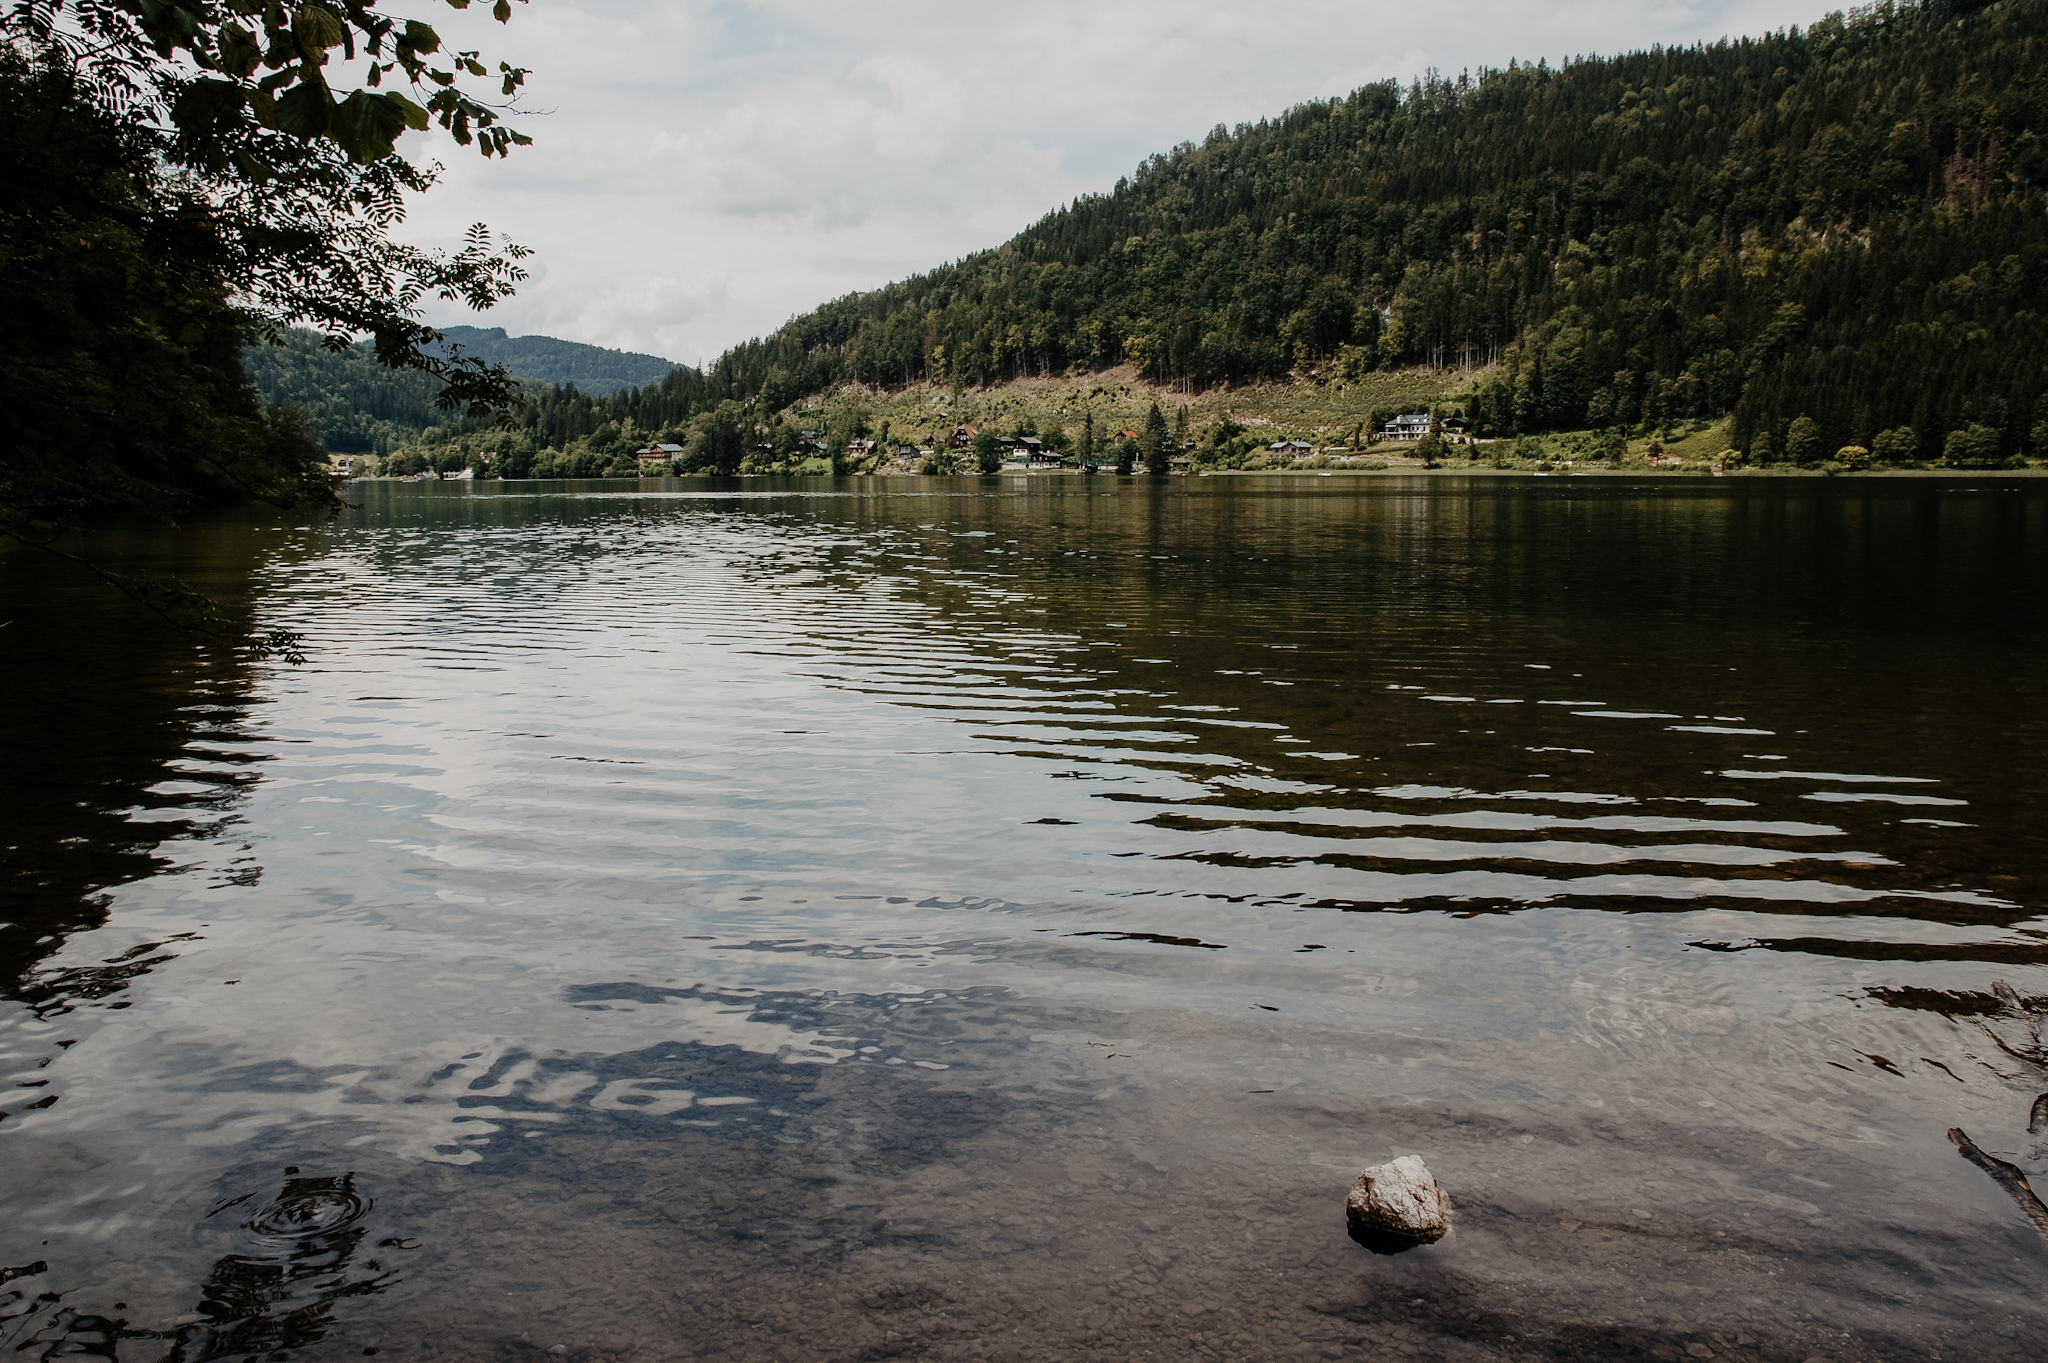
[354,465,2048,484]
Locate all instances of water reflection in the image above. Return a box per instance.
[176,1173,391,1362]
[0,1170,393,1363]
[1,526,271,1010]
[5,476,2048,1360]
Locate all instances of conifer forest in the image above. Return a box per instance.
[488,0,2048,467]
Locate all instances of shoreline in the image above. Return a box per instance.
[353,464,2048,484]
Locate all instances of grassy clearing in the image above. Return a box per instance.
[792,368,1753,475]
[784,371,1788,475]
[782,365,1470,450]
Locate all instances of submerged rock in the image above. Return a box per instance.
[1346,1155,1451,1254]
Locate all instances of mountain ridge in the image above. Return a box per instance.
[243,326,682,453]
[499,0,2048,468]
[423,326,679,392]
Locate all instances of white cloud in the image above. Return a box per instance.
[399,0,1806,363]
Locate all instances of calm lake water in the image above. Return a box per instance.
[5,474,2048,1363]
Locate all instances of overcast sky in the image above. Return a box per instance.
[404,0,1807,366]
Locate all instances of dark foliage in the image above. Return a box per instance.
[4,1,534,432]
[3,1,533,657]
[0,54,332,534]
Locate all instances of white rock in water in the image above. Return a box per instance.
[1346,1154,1451,1253]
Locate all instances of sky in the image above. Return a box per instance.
[403,0,1809,366]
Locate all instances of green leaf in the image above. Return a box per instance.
[403,20,441,54]
[270,80,334,139]
[330,89,411,162]
[493,1,512,21]
[217,22,263,78]
[387,91,430,132]
[294,5,346,56]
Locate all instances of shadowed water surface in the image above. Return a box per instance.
[5,474,2048,1362]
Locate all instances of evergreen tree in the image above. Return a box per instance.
[1143,402,1171,474]
[972,430,1004,473]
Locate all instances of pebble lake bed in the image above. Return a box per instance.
[5,474,2048,1362]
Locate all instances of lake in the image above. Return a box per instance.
[5,474,2048,1363]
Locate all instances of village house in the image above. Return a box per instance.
[634,443,685,465]
[1382,413,1433,441]
[847,438,876,459]
[1266,439,1315,458]
[948,424,978,450]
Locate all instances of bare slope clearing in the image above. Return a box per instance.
[791,366,1466,452]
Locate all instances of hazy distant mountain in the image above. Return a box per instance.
[425,326,679,395]
[244,326,682,453]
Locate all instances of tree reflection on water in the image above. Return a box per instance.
[0,1172,396,1363]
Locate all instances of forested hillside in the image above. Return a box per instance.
[243,330,444,455]
[516,0,2048,466]
[245,327,680,453]
[425,327,677,393]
